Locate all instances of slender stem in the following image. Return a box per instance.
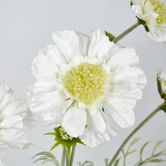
[69,146,76,166]
[108,102,166,166]
[66,150,70,166]
[123,156,126,166]
[113,21,141,43]
[61,148,66,166]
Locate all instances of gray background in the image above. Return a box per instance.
[0,0,166,165]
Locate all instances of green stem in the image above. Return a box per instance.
[108,102,166,166]
[113,21,141,43]
[66,150,70,166]
[69,146,76,166]
[61,148,66,166]
[123,156,126,166]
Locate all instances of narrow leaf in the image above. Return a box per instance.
[152,140,164,156]
[139,141,151,161]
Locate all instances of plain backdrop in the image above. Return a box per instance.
[0,0,166,165]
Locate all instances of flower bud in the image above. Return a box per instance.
[157,70,166,101]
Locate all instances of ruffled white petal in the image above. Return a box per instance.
[107,47,138,68]
[109,67,147,99]
[32,50,60,81]
[104,66,146,128]
[88,30,113,59]
[148,25,166,42]
[80,110,117,147]
[52,30,88,61]
[110,109,135,128]
[62,107,86,137]
[0,82,30,149]
[29,84,70,126]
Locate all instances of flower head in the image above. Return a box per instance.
[0,82,30,149]
[131,0,166,42]
[29,30,147,147]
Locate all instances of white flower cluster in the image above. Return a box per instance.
[0,82,31,165]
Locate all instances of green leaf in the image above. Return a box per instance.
[134,140,166,166]
[32,151,60,166]
[113,158,120,166]
[148,158,166,163]
[77,161,94,166]
[152,140,164,156]
[127,138,141,154]
[139,141,151,161]
[50,142,60,151]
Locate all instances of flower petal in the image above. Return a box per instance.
[148,25,166,42]
[62,107,86,137]
[107,47,138,68]
[110,109,135,128]
[88,30,113,59]
[89,109,106,133]
[109,67,147,100]
[52,30,88,61]
[32,50,59,81]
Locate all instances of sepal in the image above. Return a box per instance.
[46,126,83,156]
[105,31,116,41]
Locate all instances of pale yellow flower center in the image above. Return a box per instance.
[63,63,106,105]
[147,0,166,24]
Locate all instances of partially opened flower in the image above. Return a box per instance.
[157,70,166,98]
[131,0,166,42]
[0,82,30,149]
[29,30,147,147]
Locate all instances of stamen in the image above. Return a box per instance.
[63,63,106,105]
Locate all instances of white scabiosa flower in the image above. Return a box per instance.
[0,82,30,149]
[29,30,147,147]
[131,0,166,42]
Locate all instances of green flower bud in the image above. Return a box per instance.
[157,71,166,100]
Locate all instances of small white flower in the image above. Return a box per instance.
[29,30,147,147]
[0,82,30,149]
[131,0,166,42]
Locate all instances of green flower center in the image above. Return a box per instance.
[63,63,106,105]
[148,0,166,24]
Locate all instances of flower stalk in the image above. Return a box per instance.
[108,102,166,166]
[61,148,66,166]
[62,146,76,166]
[113,21,141,43]
[69,146,76,166]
